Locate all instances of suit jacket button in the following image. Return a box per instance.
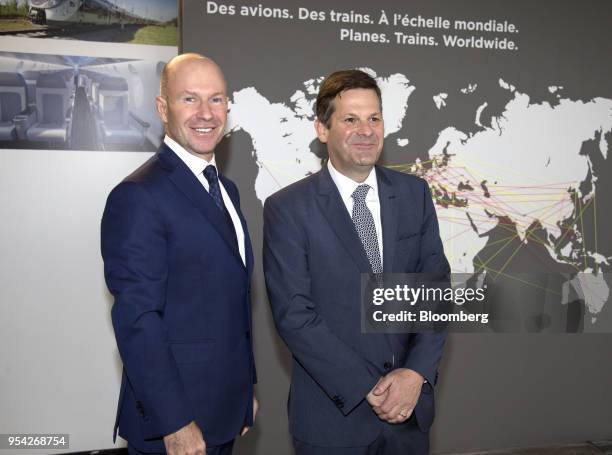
[332,395,344,408]
[136,401,145,417]
[383,361,392,371]
[245,331,251,339]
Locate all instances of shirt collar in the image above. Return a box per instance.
[327,160,378,203]
[164,135,217,177]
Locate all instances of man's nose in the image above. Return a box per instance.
[356,121,373,136]
[197,102,213,120]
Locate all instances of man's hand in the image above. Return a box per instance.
[369,368,424,423]
[240,396,259,436]
[366,377,388,407]
[163,421,206,455]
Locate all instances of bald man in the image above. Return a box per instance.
[102,54,257,455]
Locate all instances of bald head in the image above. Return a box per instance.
[160,53,226,100]
[156,53,229,160]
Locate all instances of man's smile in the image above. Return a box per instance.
[191,126,216,135]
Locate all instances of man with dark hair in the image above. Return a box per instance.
[315,69,382,128]
[264,69,449,454]
[102,53,257,455]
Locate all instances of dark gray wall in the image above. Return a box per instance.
[182,0,612,452]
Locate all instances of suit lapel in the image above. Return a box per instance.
[377,166,399,273]
[376,167,407,355]
[158,144,244,267]
[316,166,372,273]
[243,220,254,276]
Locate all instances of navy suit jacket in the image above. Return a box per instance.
[263,164,450,447]
[101,144,255,451]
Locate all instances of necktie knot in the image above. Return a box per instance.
[203,164,219,186]
[352,184,370,204]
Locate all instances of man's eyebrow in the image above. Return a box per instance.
[177,90,226,99]
[341,110,382,116]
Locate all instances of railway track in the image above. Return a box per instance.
[0,23,141,41]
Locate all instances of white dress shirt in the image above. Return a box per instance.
[327,160,383,265]
[164,135,246,266]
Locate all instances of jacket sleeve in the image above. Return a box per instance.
[102,182,193,439]
[263,196,379,415]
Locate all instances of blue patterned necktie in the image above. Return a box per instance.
[203,165,225,212]
[351,184,383,274]
[203,165,238,250]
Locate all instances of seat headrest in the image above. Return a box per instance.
[99,76,128,91]
[36,72,67,89]
[0,72,26,88]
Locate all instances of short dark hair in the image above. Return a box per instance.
[315,69,382,128]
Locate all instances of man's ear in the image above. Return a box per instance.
[314,118,329,143]
[155,96,168,124]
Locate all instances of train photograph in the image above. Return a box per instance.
[0,0,177,45]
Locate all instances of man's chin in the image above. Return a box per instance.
[354,156,380,167]
[186,139,220,158]
[350,148,381,162]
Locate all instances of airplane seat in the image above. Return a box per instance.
[0,72,35,141]
[92,73,108,107]
[101,95,126,126]
[96,76,149,148]
[27,72,72,145]
[81,71,90,94]
[83,72,96,100]
[21,71,39,109]
[78,73,88,88]
[61,70,77,100]
[91,79,101,109]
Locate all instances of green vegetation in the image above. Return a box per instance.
[163,17,178,27]
[0,0,28,18]
[130,24,177,46]
[0,18,35,31]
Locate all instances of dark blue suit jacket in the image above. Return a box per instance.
[102,144,255,451]
[263,165,450,447]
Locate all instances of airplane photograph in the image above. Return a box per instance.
[0,49,167,151]
[0,0,177,45]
